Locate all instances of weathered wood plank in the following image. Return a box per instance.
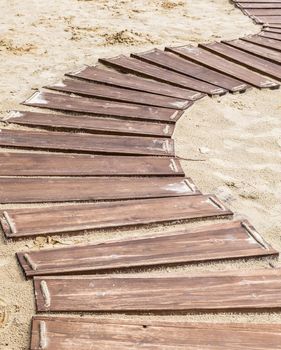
[1,195,232,238]
[23,91,184,123]
[30,316,281,350]
[223,38,281,64]
[45,78,192,109]
[166,46,279,89]
[260,30,281,40]
[0,177,199,204]
[34,268,281,312]
[253,15,281,24]
[200,42,281,80]
[242,34,281,51]
[131,49,248,93]
[237,3,281,8]
[245,8,281,15]
[4,111,175,138]
[0,152,184,177]
[0,129,174,156]
[17,220,277,277]
[263,26,281,33]
[67,66,204,101]
[99,55,227,95]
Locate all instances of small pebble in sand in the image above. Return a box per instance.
[199,147,210,154]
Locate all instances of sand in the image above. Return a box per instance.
[0,0,281,349]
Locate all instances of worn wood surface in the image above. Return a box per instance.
[223,38,281,64]
[264,26,281,33]
[245,9,281,16]
[67,65,204,101]
[23,91,184,123]
[17,220,277,277]
[30,316,281,350]
[132,48,248,93]
[0,129,174,156]
[200,42,281,80]
[1,195,232,238]
[253,15,281,24]
[166,46,279,89]
[0,152,183,177]
[34,268,281,312]
[242,34,281,51]
[237,3,281,9]
[45,78,192,109]
[260,30,281,41]
[4,111,175,137]
[0,177,199,203]
[100,55,227,95]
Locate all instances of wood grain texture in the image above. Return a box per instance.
[23,91,184,123]
[242,34,281,51]
[4,111,175,137]
[166,45,279,89]
[45,78,192,109]
[1,195,232,238]
[223,39,281,64]
[0,129,174,156]
[260,30,281,41]
[17,220,277,277]
[30,317,281,350]
[34,268,281,312]
[67,65,204,101]
[131,48,248,93]
[253,15,281,24]
[0,152,184,177]
[200,42,281,81]
[264,26,281,33]
[0,177,199,203]
[99,55,227,95]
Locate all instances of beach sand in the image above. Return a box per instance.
[0,0,281,348]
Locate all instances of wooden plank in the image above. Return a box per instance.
[263,26,281,33]
[200,42,281,81]
[264,23,281,28]
[33,268,281,312]
[223,38,281,64]
[0,129,174,156]
[23,91,184,123]
[0,195,232,238]
[67,66,204,101]
[4,111,175,138]
[237,3,281,8]
[260,30,281,40]
[17,220,277,277]
[0,177,199,204]
[0,152,184,177]
[253,15,281,23]
[45,78,192,110]
[99,55,227,96]
[245,8,281,15]
[242,34,281,51]
[131,49,248,93]
[30,316,281,350]
[233,0,281,2]
[166,45,279,89]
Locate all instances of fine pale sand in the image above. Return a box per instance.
[0,1,281,349]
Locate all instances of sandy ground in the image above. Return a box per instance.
[0,0,281,349]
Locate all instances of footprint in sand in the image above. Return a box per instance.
[0,297,10,328]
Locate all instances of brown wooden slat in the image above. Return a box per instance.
[0,129,174,156]
[200,42,281,80]
[223,38,281,64]
[264,23,281,28]
[233,0,281,2]
[67,66,204,101]
[30,317,281,350]
[45,78,192,109]
[131,49,248,93]
[237,3,281,8]
[0,152,183,177]
[264,26,281,33]
[33,268,281,312]
[99,55,227,95]
[0,195,232,238]
[23,91,184,123]
[166,46,279,89]
[253,15,281,23]
[3,111,175,138]
[0,177,199,204]
[17,220,277,277]
[260,30,281,40]
[242,34,281,51]
[245,8,281,15]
